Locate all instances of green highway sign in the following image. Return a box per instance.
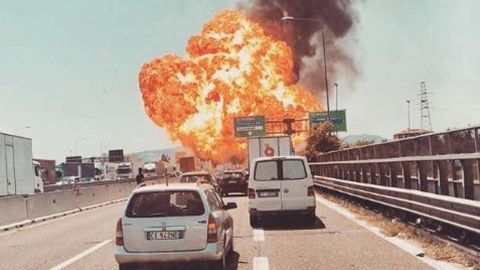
[234,116,266,137]
[309,110,347,132]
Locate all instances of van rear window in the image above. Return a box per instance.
[126,191,204,217]
[254,159,307,181]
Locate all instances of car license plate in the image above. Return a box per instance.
[147,231,182,240]
[228,180,237,184]
[258,191,278,197]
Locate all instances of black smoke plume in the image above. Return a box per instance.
[240,0,358,99]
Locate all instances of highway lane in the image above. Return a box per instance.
[0,192,436,270]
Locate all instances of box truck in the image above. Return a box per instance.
[247,136,293,169]
[0,132,38,196]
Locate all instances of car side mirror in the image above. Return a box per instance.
[224,202,237,210]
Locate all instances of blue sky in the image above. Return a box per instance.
[1,1,479,161]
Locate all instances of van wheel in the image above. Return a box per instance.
[249,215,259,228]
[119,263,136,270]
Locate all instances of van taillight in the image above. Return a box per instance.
[116,218,124,246]
[207,214,218,243]
[307,186,315,197]
[248,188,256,199]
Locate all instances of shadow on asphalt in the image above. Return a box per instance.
[256,216,326,231]
[135,251,241,270]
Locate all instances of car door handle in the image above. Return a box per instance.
[198,220,207,224]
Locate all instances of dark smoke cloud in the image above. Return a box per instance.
[240,0,358,100]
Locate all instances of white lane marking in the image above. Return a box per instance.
[253,257,270,270]
[315,196,463,270]
[253,228,265,241]
[48,240,111,270]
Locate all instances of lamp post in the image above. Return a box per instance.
[281,16,330,119]
[406,100,411,130]
[14,126,31,135]
[334,83,339,111]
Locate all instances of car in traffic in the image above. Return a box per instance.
[248,156,316,227]
[218,169,248,196]
[180,171,216,186]
[115,183,237,270]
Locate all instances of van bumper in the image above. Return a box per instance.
[115,242,223,264]
[249,206,316,217]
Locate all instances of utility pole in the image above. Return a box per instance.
[334,83,338,111]
[406,100,411,130]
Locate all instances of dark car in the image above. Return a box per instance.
[218,170,248,196]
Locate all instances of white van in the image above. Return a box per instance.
[248,156,316,226]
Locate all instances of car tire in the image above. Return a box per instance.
[249,214,259,228]
[119,263,136,270]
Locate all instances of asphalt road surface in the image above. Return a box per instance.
[0,192,434,270]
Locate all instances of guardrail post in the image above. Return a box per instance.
[402,162,411,189]
[390,163,399,187]
[436,160,449,196]
[369,164,376,184]
[417,161,429,192]
[461,159,475,200]
[378,163,387,186]
[361,165,368,183]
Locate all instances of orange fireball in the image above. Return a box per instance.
[139,10,321,164]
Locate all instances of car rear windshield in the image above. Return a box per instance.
[223,172,243,178]
[254,159,306,181]
[180,174,212,183]
[126,191,205,217]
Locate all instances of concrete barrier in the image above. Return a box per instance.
[0,196,28,226]
[26,190,76,219]
[75,184,110,208]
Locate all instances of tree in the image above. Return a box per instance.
[305,121,341,162]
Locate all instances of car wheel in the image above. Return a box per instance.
[249,214,258,228]
[119,263,136,270]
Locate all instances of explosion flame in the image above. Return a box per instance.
[139,10,321,164]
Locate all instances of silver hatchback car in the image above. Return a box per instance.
[115,184,236,270]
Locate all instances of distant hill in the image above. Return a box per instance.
[341,134,387,145]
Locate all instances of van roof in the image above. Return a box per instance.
[253,155,306,162]
[133,183,211,194]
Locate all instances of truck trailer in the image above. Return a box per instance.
[0,132,40,196]
[247,136,293,169]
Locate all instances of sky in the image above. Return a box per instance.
[1,0,479,161]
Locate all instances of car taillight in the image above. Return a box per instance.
[207,214,218,243]
[307,186,315,197]
[116,218,124,246]
[248,188,256,199]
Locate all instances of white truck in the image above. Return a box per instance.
[0,132,42,196]
[143,162,157,178]
[247,136,293,169]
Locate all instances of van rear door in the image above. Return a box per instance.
[279,158,313,210]
[251,160,282,211]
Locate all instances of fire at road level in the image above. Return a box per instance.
[139,10,321,164]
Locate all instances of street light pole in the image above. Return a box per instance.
[406,100,411,130]
[281,16,330,119]
[334,83,338,111]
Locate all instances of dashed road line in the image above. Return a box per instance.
[253,257,270,270]
[48,240,111,270]
[253,228,265,241]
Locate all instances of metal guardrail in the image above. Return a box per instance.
[44,176,163,192]
[313,176,480,235]
[310,153,480,201]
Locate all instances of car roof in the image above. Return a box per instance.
[253,155,307,162]
[223,169,245,173]
[181,171,211,176]
[133,183,212,194]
